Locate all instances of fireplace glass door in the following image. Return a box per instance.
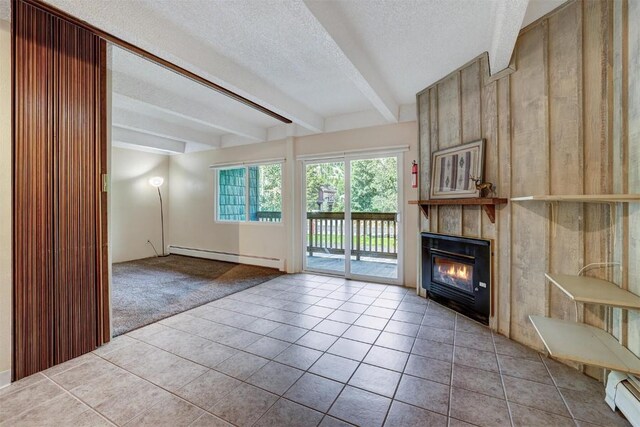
[432,255,474,293]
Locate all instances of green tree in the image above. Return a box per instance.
[256,163,282,212]
[305,162,345,211]
[305,157,398,213]
[350,157,397,212]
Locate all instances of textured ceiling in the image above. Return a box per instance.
[111,47,280,130]
[313,0,499,104]
[522,0,567,26]
[2,0,566,153]
[147,0,374,117]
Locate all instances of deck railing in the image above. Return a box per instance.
[255,211,282,222]
[307,212,398,260]
[255,211,398,260]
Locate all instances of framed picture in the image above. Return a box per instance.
[430,139,485,199]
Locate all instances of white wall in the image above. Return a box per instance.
[0,19,12,385]
[169,122,420,287]
[169,140,289,266]
[111,147,170,263]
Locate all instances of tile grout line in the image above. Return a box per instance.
[380,300,428,426]
[539,355,580,425]
[307,285,396,426]
[52,382,119,427]
[446,307,457,426]
[492,329,516,427]
[28,374,116,426]
[0,377,76,426]
[90,348,244,426]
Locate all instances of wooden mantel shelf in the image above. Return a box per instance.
[409,198,508,224]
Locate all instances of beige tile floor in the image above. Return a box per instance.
[0,274,631,427]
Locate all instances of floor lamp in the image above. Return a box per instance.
[149,176,168,257]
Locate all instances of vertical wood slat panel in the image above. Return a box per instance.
[547,1,584,324]
[429,88,439,233]
[460,60,482,238]
[437,73,462,234]
[581,0,614,379]
[54,15,100,364]
[98,40,109,344]
[13,0,54,380]
[509,23,551,348]
[13,0,108,380]
[496,75,512,336]
[626,0,640,359]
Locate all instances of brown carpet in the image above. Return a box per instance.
[111,255,283,336]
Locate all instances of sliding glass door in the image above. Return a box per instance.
[349,156,399,281]
[305,161,346,275]
[303,154,401,284]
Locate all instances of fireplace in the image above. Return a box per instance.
[421,232,491,325]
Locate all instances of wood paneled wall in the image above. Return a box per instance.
[626,0,640,360]
[13,0,109,380]
[418,0,636,378]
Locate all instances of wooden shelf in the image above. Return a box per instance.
[529,315,640,376]
[511,194,640,203]
[546,274,640,310]
[409,198,508,223]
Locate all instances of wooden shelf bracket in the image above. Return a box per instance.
[409,198,508,224]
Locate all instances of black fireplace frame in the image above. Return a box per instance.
[421,232,491,325]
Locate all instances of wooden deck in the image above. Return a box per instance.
[306,255,397,279]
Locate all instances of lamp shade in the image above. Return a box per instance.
[149,176,164,187]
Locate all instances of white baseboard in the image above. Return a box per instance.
[0,370,11,389]
[606,371,640,427]
[169,246,285,271]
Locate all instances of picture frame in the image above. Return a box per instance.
[430,139,485,199]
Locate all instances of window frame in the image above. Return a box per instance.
[214,161,284,225]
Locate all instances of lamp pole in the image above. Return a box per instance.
[157,186,165,256]
[149,176,168,257]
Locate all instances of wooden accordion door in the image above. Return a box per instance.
[13,0,109,380]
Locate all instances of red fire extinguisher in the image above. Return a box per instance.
[411,161,418,188]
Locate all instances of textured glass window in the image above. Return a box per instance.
[216,164,282,223]
[217,167,246,221]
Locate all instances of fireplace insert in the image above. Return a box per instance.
[421,232,491,325]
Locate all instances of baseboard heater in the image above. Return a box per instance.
[606,371,640,427]
[168,246,285,271]
[0,369,10,390]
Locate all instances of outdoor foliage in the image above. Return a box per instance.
[306,162,346,211]
[255,163,282,212]
[350,157,398,212]
[305,157,397,213]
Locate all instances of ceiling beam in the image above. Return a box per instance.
[488,0,530,73]
[112,72,267,141]
[112,108,220,147]
[219,134,259,149]
[302,0,399,123]
[42,0,325,133]
[26,0,291,124]
[111,127,186,153]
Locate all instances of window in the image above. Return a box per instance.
[216,163,282,223]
